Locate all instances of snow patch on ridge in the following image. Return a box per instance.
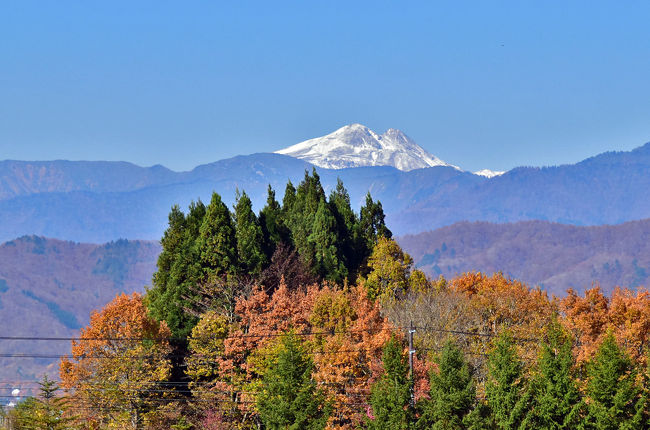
[473,169,505,178]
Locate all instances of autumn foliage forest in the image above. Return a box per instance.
[6,170,650,429]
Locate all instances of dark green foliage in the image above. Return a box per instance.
[259,184,289,258]
[485,330,527,429]
[582,333,644,430]
[367,336,413,430]
[234,190,266,276]
[257,332,331,429]
[308,198,348,283]
[520,317,582,429]
[283,169,327,272]
[148,201,206,338]
[329,178,362,278]
[7,375,75,429]
[198,192,238,276]
[417,340,477,430]
[360,192,392,261]
[147,176,388,337]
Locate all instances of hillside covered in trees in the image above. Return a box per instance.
[399,219,650,296]
[6,173,650,429]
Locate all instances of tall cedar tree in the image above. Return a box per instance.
[359,192,392,257]
[520,316,582,429]
[234,190,267,276]
[328,178,359,278]
[198,192,238,277]
[256,332,331,430]
[284,169,327,272]
[148,200,205,339]
[308,198,348,283]
[417,340,477,430]
[485,330,527,429]
[258,184,289,258]
[366,336,414,430]
[582,332,645,429]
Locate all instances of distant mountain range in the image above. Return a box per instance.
[0,236,159,389]
[0,139,649,242]
[399,219,650,297]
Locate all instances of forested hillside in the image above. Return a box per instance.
[399,219,650,296]
[0,237,159,387]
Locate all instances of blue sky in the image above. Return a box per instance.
[2,1,650,172]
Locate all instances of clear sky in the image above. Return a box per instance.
[2,1,650,172]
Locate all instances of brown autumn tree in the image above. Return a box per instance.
[60,293,173,429]
[188,279,318,427]
[309,282,400,429]
[448,272,555,377]
[562,286,650,366]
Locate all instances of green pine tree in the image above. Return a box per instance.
[520,317,582,429]
[147,200,205,338]
[359,192,392,270]
[582,332,644,430]
[198,191,238,276]
[234,190,267,276]
[9,375,76,429]
[328,178,360,280]
[259,184,289,258]
[417,340,477,430]
[367,336,414,430]
[257,332,331,429]
[485,330,527,429]
[308,198,348,283]
[283,169,327,273]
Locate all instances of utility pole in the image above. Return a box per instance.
[408,320,416,408]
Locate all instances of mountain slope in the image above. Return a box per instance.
[399,219,650,296]
[276,123,457,171]
[0,143,648,241]
[0,236,159,387]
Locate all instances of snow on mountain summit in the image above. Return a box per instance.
[275,124,459,171]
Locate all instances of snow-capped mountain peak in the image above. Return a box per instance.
[275,124,458,171]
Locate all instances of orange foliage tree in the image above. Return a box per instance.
[562,286,650,365]
[60,293,172,429]
[450,272,556,373]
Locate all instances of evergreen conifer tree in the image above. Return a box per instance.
[485,330,527,429]
[417,340,477,430]
[582,332,644,430]
[360,192,392,265]
[257,332,331,429]
[12,375,75,429]
[520,317,582,429]
[233,190,267,276]
[367,336,414,430]
[147,200,206,338]
[328,178,360,279]
[282,180,297,215]
[197,192,238,276]
[284,169,327,272]
[259,184,289,258]
[308,198,348,283]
